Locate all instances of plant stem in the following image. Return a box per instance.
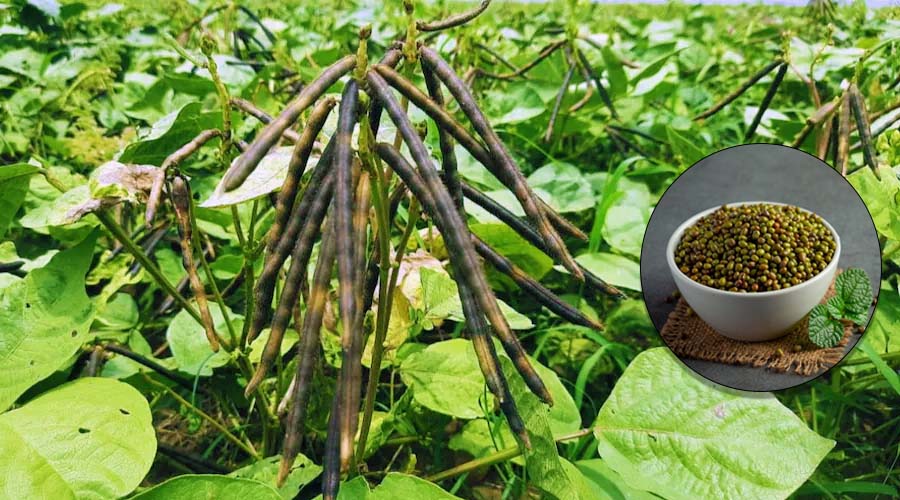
[426,427,595,482]
[144,374,260,459]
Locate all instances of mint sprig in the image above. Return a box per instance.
[808,268,873,348]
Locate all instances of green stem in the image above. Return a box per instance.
[426,427,595,482]
[144,374,260,459]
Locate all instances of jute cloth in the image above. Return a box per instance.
[660,272,851,376]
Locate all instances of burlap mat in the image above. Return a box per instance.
[660,271,851,376]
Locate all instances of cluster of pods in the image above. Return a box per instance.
[155,8,622,497]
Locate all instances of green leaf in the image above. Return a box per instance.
[400,338,486,419]
[486,83,546,125]
[118,102,222,165]
[420,268,532,330]
[449,418,520,464]
[0,233,97,410]
[600,45,628,98]
[498,349,587,499]
[666,126,705,167]
[132,475,281,500]
[0,163,40,182]
[248,328,299,364]
[0,175,29,237]
[471,223,553,280]
[165,303,236,376]
[369,473,462,500]
[230,454,322,500]
[834,268,873,323]
[857,281,900,354]
[808,304,844,348]
[526,162,595,213]
[574,253,641,291]
[0,378,156,499]
[576,459,659,500]
[593,348,834,500]
[847,166,900,241]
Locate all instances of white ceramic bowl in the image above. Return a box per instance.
[666,202,841,342]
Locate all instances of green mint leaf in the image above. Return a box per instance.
[808,304,845,348]
[835,268,873,322]
[825,295,845,319]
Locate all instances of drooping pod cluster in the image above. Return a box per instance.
[187,17,621,499]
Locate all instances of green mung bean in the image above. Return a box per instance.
[675,204,836,292]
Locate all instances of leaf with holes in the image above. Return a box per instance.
[0,233,96,411]
[0,378,156,498]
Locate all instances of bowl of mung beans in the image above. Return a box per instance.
[666,202,840,341]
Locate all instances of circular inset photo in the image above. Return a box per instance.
[640,144,880,391]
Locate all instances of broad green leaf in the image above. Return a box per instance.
[602,204,649,258]
[0,163,40,182]
[0,234,96,410]
[230,454,322,500]
[369,473,462,500]
[600,45,629,98]
[856,281,900,354]
[847,168,900,240]
[166,303,236,376]
[400,338,486,419]
[575,253,641,291]
[0,175,29,237]
[666,126,705,167]
[486,83,546,125]
[575,459,659,500]
[526,162,595,213]
[118,102,222,165]
[19,185,96,229]
[420,268,532,330]
[471,223,553,280]
[0,378,155,499]
[498,350,586,499]
[132,475,281,500]
[203,147,324,207]
[593,348,834,500]
[248,328,299,364]
[449,418,520,464]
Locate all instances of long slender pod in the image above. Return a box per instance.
[421,61,463,212]
[544,50,575,142]
[478,39,566,80]
[374,62,586,247]
[848,83,880,175]
[374,142,530,445]
[147,129,223,225]
[693,59,782,121]
[266,98,336,255]
[337,167,371,473]
[837,91,852,176]
[573,47,618,119]
[322,390,342,500]
[244,177,335,396]
[247,143,335,343]
[333,81,361,472]
[461,182,623,297]
[230,97,301,142]
[791,99,839,148]
[171,176,220,352]
[472,236,604,330]
[368,72,552,405]
[222,55,356,190]
[362,185,408,314]
[417,0,491,31]
[744,62,788,141]
[278,219,337,486]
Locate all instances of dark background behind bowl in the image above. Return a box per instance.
[640,144,881,391]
